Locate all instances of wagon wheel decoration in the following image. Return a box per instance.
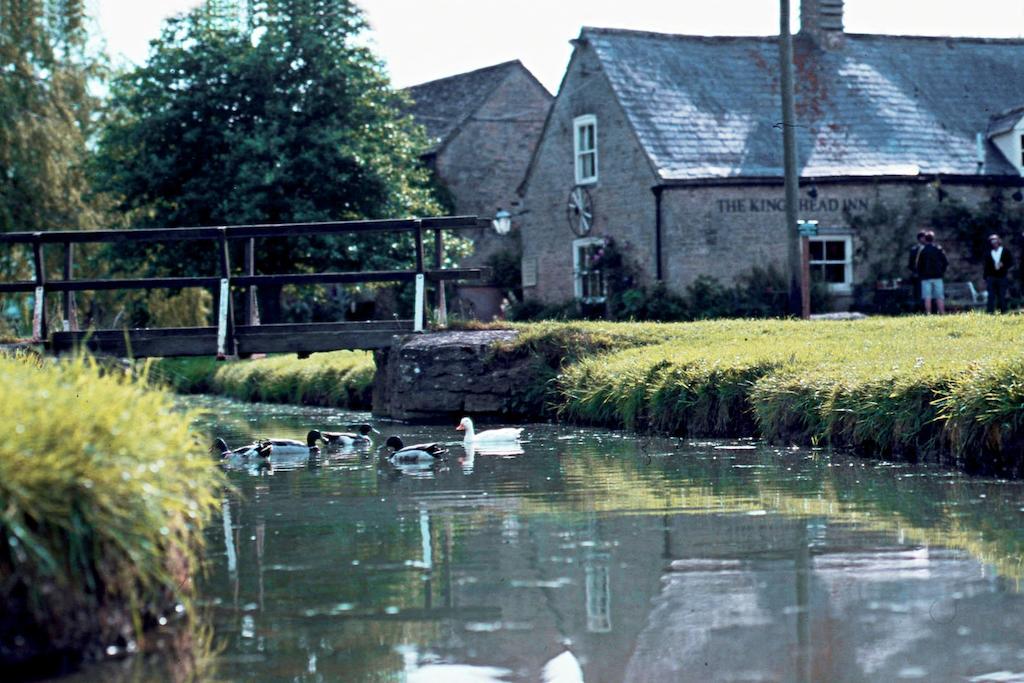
[566,186,594,237]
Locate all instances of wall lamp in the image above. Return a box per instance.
[492,208,529,235]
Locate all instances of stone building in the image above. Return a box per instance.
[518,0,1024,310]
[404,61,552,316]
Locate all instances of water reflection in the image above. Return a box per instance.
[65,396,1024,682]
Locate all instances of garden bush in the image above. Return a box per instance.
[0,353,222,674]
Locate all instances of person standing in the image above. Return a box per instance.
[917,231,948,314]
[907,230,927,310]
[984,233,1013,313]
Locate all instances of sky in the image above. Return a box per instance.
[92,0,1024,93]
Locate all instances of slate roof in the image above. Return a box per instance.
[403,60,532,152]
[986,105,1024,138]
[581,27,1024,180]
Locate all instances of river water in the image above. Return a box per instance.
[64,396,1024,683]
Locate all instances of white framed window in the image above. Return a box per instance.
[573,237,606,302]
[574,114,598,185]
[1019,133,1024,168]
[808,234,853,293]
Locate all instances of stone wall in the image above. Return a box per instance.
[435,66,552,270]
[519,45,660,305]
[373,330,544,421]
[661,180,1003,307]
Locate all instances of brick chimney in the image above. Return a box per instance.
[801,0,844,47]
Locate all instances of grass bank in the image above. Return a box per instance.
[0,353,222,677]
[151,317,1024,474]
[551,316,1024,474]
[154,350,374,408]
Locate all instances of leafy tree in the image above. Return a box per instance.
[0,0,108,334]
[0,0,106,235]
[94,0,462,321]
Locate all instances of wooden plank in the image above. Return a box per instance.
[57,321,413,339]
[232,268,483,287]
[0,216,481,245]
[51,329,220,357]
[0,281,37,293]
[420,216,480,230]
[6,269,484,295]
[5,269,482,294]
[235,329,404,353]
[51,321,417,357]
[0,227,221,245]
[236,321,414,334]
[46,276,222,291]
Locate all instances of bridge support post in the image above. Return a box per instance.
[62,241,78,331]
[31,235,46,342]
[433,228,447,327]
[414,219,425,332]
[243,237,259,325]
[414,273,425,332]
[216,229,236,359]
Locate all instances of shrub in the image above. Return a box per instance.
[485,247,524,303]
[0,353,222,671]
[512,261,831,323]
[506,298,585,322]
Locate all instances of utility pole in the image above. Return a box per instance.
[779,0,804,317]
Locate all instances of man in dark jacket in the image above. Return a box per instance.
[917,231,948,314]
[907,230,927,297]
[983,233,1013,313]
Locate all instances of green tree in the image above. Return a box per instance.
[0,0,105,234]
[94,0,460,321]
[0,0,107,334]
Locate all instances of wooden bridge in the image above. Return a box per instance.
[0,217,486,358]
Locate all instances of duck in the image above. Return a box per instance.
[321,423,378,447]
[213,437,272,459]
[260,429,322,456]
[381,435,448,464]
[456,417,523,444]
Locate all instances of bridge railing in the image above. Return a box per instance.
[0,216,487,357]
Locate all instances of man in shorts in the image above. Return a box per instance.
[907,229,927,306]
[917,231,948,314]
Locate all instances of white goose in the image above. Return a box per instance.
[542,649,584,683]
[456,417,523,444]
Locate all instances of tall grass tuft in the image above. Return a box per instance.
[553,315,1024,473]
[937,357,1024,472]
[0,352,223,671]
[210,350,375,407]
